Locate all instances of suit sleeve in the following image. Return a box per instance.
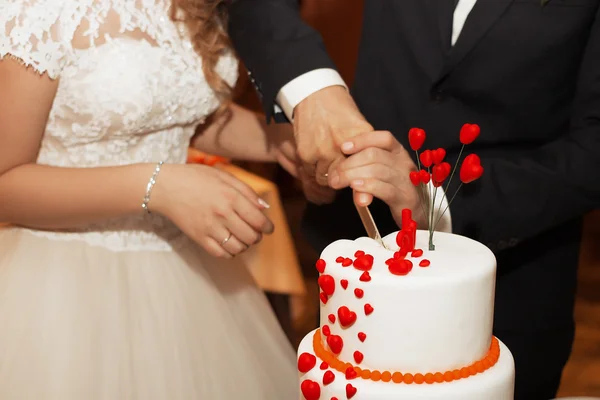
[228,0,338,120]
[451,9,600,251]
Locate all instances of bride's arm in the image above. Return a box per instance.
[191,103,297,164]
[0,58,155,229]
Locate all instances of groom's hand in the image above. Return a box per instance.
[293,86,374,187]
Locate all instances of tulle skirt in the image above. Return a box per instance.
[0,228,297,399]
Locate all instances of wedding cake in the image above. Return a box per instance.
[297,125,515,399]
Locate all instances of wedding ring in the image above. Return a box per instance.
[220,233,233,246]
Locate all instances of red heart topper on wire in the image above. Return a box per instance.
[407,123,484,250]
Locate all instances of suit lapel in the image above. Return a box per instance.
[436,0,515,81]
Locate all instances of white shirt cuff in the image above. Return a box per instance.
[424,182,453,233]
[276,68,348,121]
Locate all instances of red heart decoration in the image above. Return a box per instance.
[354,288,364,299]
[409,171,421,186]
[298,352,317,373]
[319,292,328,304]
[419,149,433,168]
[335,256,344,263]
[432,162,451,184]
[460,123,481,145]
[353,254,374,271]
[358,332,367,342]
[353,351,364,364]
[354,250,365,258]
[320,361,329,370]
[346,383,358,399]
[316,259,326,273]
[331,397,339,400]
[323,370,335,385]
[337,306,357,328]
[419,169,430,184]
[322,325,331,336]
[300,379,321,400]
[327,334,344,354]
[388,259,413,276]
[345,366,358,380]
[460,159,484,184]
[359,271,371,282]
[340,279,348,290]
[419,259,431,267]
[318,275,335,296]
[328,314,336,323]
[431,148,446,165]
[342,258,353,267]
[364,304,374,315]
[463,153,481,166]
[408,127,426,151]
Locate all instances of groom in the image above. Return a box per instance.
[228,1,600,399]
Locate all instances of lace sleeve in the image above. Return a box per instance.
[0,0,69,79]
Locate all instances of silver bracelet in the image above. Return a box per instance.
[142,161,164,214]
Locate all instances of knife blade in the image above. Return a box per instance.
[355,204,389,249]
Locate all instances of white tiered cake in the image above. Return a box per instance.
[297,222,515,399]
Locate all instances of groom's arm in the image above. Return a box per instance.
[228,0,347,122]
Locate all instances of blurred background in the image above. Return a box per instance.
[228,0,600,397]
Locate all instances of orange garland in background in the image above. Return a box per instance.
[312,329,500,385]
[187,148,229,166]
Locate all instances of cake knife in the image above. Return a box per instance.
[355,204,389,249]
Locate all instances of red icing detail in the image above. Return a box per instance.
[353,254,374,271]
[323,370,335,385]
[320,361,329,370]
[345,366,358,380]
[337,306,357,328]
[354,250,365,258]
[322,325,331,336]
[298,352,317,373]
[354,288,364,299]
[393,251,403,259]
[327,335,344,354]
[411,249,424,258]
[318,275,335,296]
[353,351,364,364]
[460,155,484,183]
[408,127,426,151]
[358,332,367,342]
[319,292,328,304]
[342,258,353,267]
[331,398,339,400]
[419,149,433,168]
[364,304,374,315]
[359,271,371,282]
[419,169,431,184]
[346,383,358,399]
[409,171,421,186]
[300,379,321,400]
[419,259,431,267]
[340,279,349,290]
[316,259,326,273]
[385,258,393,265]
[460,123,480,145]
[389,259,413,276]
[336,256,344,263]
[431,148,446,165]
[328,314,336,323]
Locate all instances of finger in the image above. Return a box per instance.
[330,163,392,190]
[303,180,337,205]
[351,178,399,207]
[217,169,270,209]
[221,234,249,256]
[315,158,334,186]
[276,151,300,178]
[353,190,374,207]
[340,131,401,156]
[223,212,263,247]
[201,236,233,259]
[233,195,274,234]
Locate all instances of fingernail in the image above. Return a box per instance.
[359,193,370,204]
[329,172,339,187]
[258,198,270,209]
[352,179,364,187]
[341,142,354,152]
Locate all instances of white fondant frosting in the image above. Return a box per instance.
[298,230,516,399]
[298,329,515,400]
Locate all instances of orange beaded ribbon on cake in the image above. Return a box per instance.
[312,329,500,384]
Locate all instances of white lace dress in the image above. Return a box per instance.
[0,1,297,399]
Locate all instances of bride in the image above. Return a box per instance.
[0,0,299,398]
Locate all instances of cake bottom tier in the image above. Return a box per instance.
[298,329,515,400]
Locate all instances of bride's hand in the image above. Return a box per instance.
[150,164,273,258]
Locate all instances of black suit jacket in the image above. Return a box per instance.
[229,0,600,331]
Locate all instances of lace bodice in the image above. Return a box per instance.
[0,0,239,251]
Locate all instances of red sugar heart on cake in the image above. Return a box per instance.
[358,332,367,342]
[353,254,374,271]
[346,383,358,398]
[337,306,357,328]
[323,370,335,385]
[327,334,344,354]
[353,351,364,364]
[297,352,317,373]
[300,379,321,400]
[354,288,364,299]
[322,325,331,336]
[328,314,336,323]
[364,304,374,315]
[359,271,371,282]
[340,279,349,290]
[316,259,326,273]
[318,274,335,296]
[319,293,328,304]
[320,361,329,370]
[345,366,358,379]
